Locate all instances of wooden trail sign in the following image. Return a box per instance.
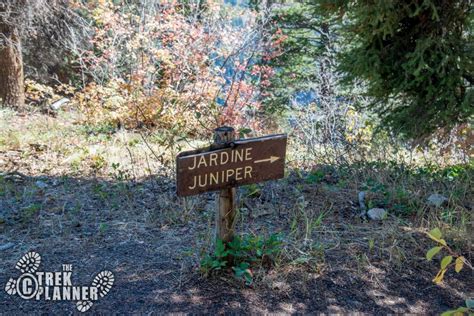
[176,126,287,243]
[176,133,287,197]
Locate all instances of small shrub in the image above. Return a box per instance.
[200,233,283,285]
[425,227,470,284]
[425,228,473,315]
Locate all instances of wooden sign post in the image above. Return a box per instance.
[176,126,287,243]
[214,126,237,243]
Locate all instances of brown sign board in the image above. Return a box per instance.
[176,134,287,197]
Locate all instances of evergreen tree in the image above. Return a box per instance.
[317,0,473,140]
[266,0,472,140]
[262,2,328,113]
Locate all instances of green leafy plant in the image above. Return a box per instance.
[243,184,261,198]
[232,262,253,285]
[305,167,338,185]
[361,178,387,195]
[305,170,325,184]
[200,239,229,275]
[440,299,474,316]
[425,228,473,315]
[361,178,390,209]
[200,233,283,285]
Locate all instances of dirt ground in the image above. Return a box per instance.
[0,111,472,314]
[0,174,472,314]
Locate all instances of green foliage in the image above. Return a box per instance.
[361,178,387,194]
[361,178,390,209]
[232,262,253,285]
[22,203,41,222]
[425,228,471,284]
[350,162,473,218]
[412,162,474,183]
[426,246,442,261]
[200,233,283,285]
[441,304,473,316]
[262,2,327,113]
[200,239,229,272]
[425,227,473,315]
[98,222,108,234]
[305,169,325,184]
[318,0,473,140]
[243,183,261,198]
[81,123,117,138]
[305,166,338,185]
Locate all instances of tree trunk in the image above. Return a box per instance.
[0,22,25,109]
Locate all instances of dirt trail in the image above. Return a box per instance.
[1,176,471,313]
[0,111,471,313]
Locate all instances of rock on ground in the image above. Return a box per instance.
[427,194,448,207]
[367,208,387,220]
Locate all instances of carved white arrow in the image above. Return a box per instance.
[254,156,280,164]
